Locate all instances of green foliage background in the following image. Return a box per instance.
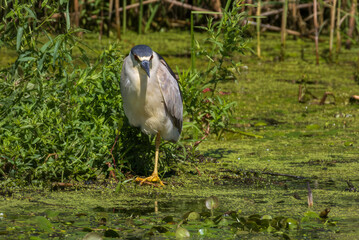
[0,1,245,186]
[0,1,125,185]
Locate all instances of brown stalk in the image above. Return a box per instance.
[298,84,303,102]
[313,0,319,65]
[329,0,337,59]
[247,0,253,16]
[106,133,120,182]
[307,182,313,207]
[211,0,222,18]
[109,0,114,22]
[345,0,357,49]
[162,0,213,12]
[261,1,329,17]
[336,0,341,53]
[319,92,335,105]
[44,153,58,164]
[247,21,316,40]
[290,0,298,30]
[256,0,261,58]
[318,0,324,28]
[115,0,121,40]
[74,0,79,27]
[280,0,288,61]
[106,162,117,181]
[193,122,210,148]
[52,0,215,20]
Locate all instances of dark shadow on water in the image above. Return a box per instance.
[203,148,237,159]
[93,199,206,217]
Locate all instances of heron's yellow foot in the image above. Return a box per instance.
[135,173,165,186]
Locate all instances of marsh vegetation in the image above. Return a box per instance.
[1,0,359,239]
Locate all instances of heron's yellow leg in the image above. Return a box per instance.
[135,132,164,186]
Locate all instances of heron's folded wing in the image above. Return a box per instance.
[156,53,183,133]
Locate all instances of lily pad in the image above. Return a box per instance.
[285,218,298,230]
[83,232,103,240]
[187,211,201,221]
[176,227,190,239]
[205,196,219,210]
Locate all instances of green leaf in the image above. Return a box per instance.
[41,0,49,8]
[18,57,36,62]
[5,10,14,18]
[16,27,24,51]
[40,40,53,53]
[24,6,36,19]
[31,138,41,144]
[53,40,61,64]
[304,211,320,219]
[38,54,46,72]
[35,216,53,232]
[261,215,272,220]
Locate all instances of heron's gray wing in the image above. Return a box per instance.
[156,52,183,133]
[156,52,178,80]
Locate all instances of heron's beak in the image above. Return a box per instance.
[140,60,150,77]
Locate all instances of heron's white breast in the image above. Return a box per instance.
[120,54,180,141]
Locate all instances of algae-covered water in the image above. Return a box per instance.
[1,31,359,239]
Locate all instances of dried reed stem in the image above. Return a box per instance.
[115,0,121,39]
[280,0,288,60]
[336,0,341,53]
[313,0,319,65]
[307,182,313,207]
[257,0,261,58]
[329,0,337,59]
[345,0,357,49]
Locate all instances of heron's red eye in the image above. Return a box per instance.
[134,55,140,61]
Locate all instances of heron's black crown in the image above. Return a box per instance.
[131,45,153,58]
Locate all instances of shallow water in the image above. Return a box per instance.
[1,176,358,239]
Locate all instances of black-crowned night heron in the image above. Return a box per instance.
[120,45,183,186]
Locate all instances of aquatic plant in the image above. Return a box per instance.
[0,195,339,239]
